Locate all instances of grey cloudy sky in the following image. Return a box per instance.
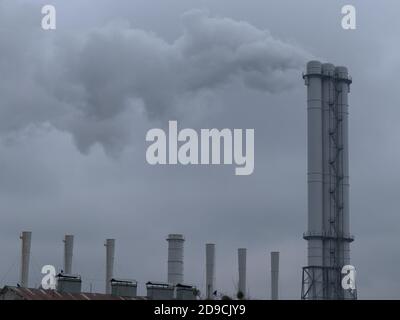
[0,0,399,299]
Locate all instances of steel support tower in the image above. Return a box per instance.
[301,61,356,300]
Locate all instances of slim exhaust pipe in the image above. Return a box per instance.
[271,251,279,300]
[237,248,247,299]
[105,239,115,294]
[205,243,216,299]
[63,235,74,274]
[20,231,32,288]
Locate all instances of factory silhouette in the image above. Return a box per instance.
[1,232,279,300]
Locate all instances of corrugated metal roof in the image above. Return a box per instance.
[0,286,145,300]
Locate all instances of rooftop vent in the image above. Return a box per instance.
[175,283,198,300]
[111,278,137,298]
[56,273,82,294]
[146,282,174,300]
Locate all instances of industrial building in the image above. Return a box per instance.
[0,229,278,300]
[0,232,200,300]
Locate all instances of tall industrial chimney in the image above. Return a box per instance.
[205,243,216,299]
[270,251,279,300]
[105,239,115,294]
[237,248,246,299]
[302,61,356,300]
[20,231,32,288]
[167,234,184,285]
[63,235,74,274]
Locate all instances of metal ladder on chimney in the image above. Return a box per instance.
[327,80,345,299]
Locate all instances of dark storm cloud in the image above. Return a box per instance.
[0,5,311,153]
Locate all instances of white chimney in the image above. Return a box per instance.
[20,231,32,288]
[105,239,115,294]
[167,234,184,285]
[63,235,74,274]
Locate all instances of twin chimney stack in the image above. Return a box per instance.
[302,61,356,300]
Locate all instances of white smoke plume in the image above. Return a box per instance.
[0,5,311,154]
